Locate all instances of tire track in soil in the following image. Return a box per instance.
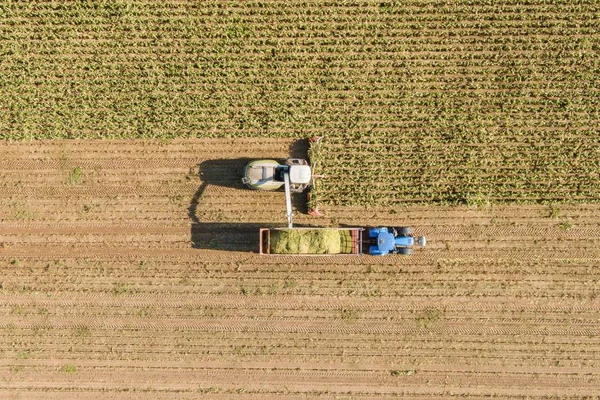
[2,317,600,337]
[0,365,598,398]
[2,293,600,314]
[2,246,599,263]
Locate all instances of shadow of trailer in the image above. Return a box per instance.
[260,227,364,255]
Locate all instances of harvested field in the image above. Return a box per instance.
[1,139,600,398]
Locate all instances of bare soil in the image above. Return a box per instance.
[1,139,599,399]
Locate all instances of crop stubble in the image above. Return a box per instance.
[0,140,599,398]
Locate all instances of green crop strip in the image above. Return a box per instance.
[0,0,598,205]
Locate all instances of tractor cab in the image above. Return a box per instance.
[367,227,426,255]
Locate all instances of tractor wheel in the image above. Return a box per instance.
[397,247,413,256]
[395,227,413,236]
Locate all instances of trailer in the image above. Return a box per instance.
[260,226,425,255]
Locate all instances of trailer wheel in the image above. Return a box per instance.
[397,247,413,255]
[395,227,413,236]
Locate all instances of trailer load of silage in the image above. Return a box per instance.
[270,229,341,254]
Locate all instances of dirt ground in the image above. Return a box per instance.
[1,139,599,399]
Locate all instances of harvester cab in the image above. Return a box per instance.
[242,158,312,228]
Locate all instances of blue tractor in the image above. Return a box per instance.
[367,227,426,255]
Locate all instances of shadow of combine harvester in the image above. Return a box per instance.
[187,139,310,251]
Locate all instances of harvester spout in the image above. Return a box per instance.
[284,172,293,228]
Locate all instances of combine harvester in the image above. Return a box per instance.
[242,158,311,228]
[242,138,425,256]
